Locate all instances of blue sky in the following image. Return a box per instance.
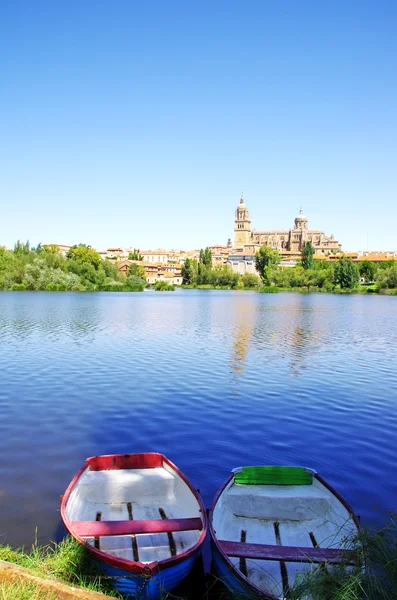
[1,1,396,251]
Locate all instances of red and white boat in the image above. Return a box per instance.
[61,453,207,599]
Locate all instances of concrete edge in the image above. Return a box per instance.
[0,559,118,599]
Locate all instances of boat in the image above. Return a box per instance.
[209,465,361,599]
[61,453,207,599]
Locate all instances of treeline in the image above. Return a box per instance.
[181,244,397,293]
[0,242,146,291]
[255,243,397,291]
[181,248,261,289]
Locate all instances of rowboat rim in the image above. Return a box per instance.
[208,468,361,600]
[61,452,207,576]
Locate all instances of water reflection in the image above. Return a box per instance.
[229,296,257,382]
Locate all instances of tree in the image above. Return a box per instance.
[199,247,212,266]
[333,258,360,289]
[13,240,31,256]
[66,245,101,269]
[210,265,239,288]
[181,258,197,285]
[43,244,61,255]
[128,249,143,260]
[359,260,377,283]
[376,263,397,289]
[125,275,146,291]
[255,246,280,281]
[241,272,261,288]
[128,262,146,279]
[301,241,315,270]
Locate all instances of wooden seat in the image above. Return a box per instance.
[71,517,203,537]
[219,540,358,565]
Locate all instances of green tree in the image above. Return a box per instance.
[13,240,31,256]
[128,249,143,260]
[66,245,101,269]
[301,241,315,270]
[359,260,377,283]
[255,246,280,281]
[128,262,146,279]
[241,272,261,288]
[181,258,197,285]
[43,244,61,255]
[376,263,397,289]
[199,247,212,266]
[210,265,239,288]
[333,258,360,289]
[125,275,146,291]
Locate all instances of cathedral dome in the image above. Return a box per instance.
[237,194,246,209]
[295,207,307,221]
[294,207,308,230]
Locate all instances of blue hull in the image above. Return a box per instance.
[211,541,265,599]
[100,550,200,599]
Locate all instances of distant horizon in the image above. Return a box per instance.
[1,1,396,251]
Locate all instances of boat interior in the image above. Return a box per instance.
[212,476,358,598]
[65,462,203,564]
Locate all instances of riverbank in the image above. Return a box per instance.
[0,538,121,599]
[1,515,396,600]
[181,283,397,295]
[260,284,397,295]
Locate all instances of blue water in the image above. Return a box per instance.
[0,290,396,547]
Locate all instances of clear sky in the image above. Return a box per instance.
[1,0,396,251]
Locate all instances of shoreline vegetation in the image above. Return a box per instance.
[0,514,396,599]
[180,244,397,296]
[1,241,396,295]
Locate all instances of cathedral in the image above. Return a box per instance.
[234,194,341,256]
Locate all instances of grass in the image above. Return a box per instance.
[0,580,57,600]
[2,517,397,599]
[289,515,397,600]
[0,537,123,598]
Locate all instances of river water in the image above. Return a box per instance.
[0,290,396,547]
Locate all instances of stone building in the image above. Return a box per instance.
[234,194,341,256]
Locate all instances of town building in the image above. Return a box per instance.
[234,194,342,256]
[117,260,183,285]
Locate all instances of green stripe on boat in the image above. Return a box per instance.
[234,466,313,485]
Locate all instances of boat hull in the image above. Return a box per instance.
[61,453,207,600]
[209,466,361,600]
[99,550,200,600]
[211,540,265,599]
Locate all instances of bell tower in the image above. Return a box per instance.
[234,193,251,247]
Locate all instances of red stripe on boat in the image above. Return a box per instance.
[88,453,163,471]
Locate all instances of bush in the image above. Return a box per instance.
[259,285,280,293]
[153,280,175,291]
[11,283,26,291]
[241,272,261,288]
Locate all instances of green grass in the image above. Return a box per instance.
[289,515,397,600]
[0,580,57,600]
[0,537,123,598]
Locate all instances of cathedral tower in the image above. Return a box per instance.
[234,194,251,247]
